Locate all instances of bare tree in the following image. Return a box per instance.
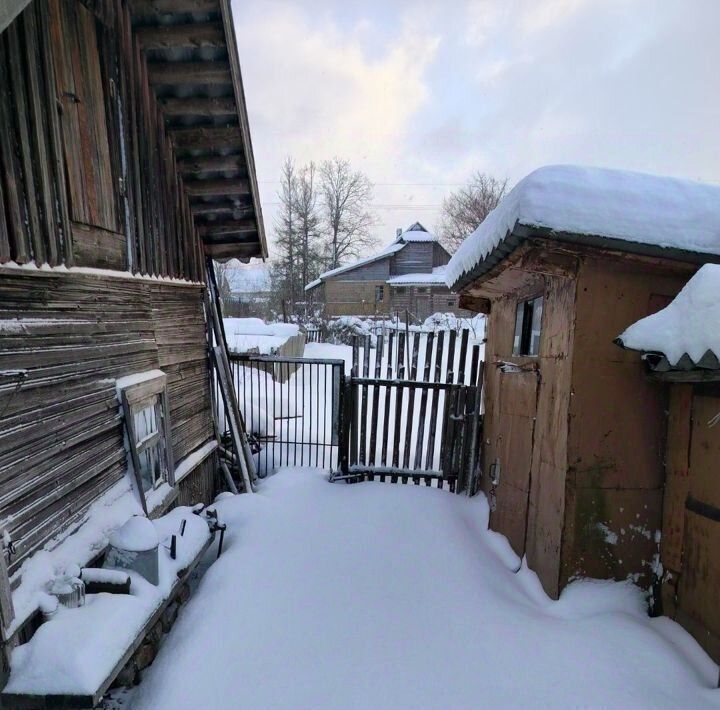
[213,259,234,313]
[273,157,300,309]
[319,157,377,269]
[437,172,508,252]
[294,162,322,290]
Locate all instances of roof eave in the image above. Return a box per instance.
[450,222,720,293]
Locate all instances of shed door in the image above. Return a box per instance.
[491,369,538,556]
[677,392,720,650]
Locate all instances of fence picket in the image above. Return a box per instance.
[413,332,434,470]
[391,332,406,472]
[359,334,371,465]
[402,333,421,469]
[368,334,383,467]
[381,332,394,470]
[425,330,444,471]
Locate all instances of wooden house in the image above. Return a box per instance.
[0,0,265,695]
[446,165,720,604]
[616,265,720,662]
[305,223,470,321]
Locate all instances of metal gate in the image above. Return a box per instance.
[218,329,483,493]
[220,353,345,476]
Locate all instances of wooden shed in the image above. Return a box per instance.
[0,0,265,695]
[446,165,720,603]
[616,264,720,662]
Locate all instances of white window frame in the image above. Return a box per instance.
[119,372,175,514]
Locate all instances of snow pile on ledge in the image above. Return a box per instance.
[617,264,720,365]
[224,318,300,354]
[6,508,210,696]
[446,165,720,287]
[387,265,448,285]
[134,470,720,709]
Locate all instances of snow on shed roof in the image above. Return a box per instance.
[615,264,720,369]
[387,265,449,286]
[446,165,720,289]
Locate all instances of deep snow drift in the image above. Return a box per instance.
[133,471,720,709]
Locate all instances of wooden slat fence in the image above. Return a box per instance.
[335,329,484,493]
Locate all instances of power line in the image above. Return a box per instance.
[261,202,443,209]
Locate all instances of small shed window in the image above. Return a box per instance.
[375,285,384,302]
[513,296,543,356]
[119,372,174,512]
[395,287,407,294]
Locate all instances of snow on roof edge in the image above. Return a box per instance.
[446,165,720,290]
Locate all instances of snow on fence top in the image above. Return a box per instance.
[446,165,720,289]
[616,263,720,366]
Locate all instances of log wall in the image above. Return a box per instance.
[0,269,214,577]
[0,0,202,280]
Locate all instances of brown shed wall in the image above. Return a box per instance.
[562,254,691,589]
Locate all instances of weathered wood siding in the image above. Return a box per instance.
[661,385,720,663]
[323,279,390,317]
[0,269,213,576]
[390,286,470,321]
[334,258,390,281]
[391,243,434,276]
[563,254,691,590]
[0,0,202,280]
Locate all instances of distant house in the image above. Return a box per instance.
[616,265,720,662]
[223,263,272,316]
[446,165,720,650]
[305,223,469,321]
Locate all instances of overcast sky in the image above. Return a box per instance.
[231,0,720,255]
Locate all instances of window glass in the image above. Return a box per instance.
[134,401,158,442]
[529,296,543,356]
[138,445,162,492]
[375,285,384,302]
[513,301,525,354]
[512,296,543,356]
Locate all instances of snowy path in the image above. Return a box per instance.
[133,471,720,709]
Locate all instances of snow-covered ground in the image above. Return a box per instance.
[132,470,720,709]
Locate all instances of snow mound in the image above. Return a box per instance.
[108,516,159,552]
[616,263,720,365]
[446,165,720,287]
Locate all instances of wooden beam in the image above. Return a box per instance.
[202,231,258,245]
[459,293,491,314]
[178,154,244,174]
[159,97,236,118]
[190,201,252,217]
[171,126,241,151]
[129,0,220,16]
[0,0,31,34]
[197,219,255,236]
[184,179,250,197]
[147,61,232,86]
[136,22,225,50]
[204,242,262,259]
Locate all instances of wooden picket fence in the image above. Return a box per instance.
[333,328,484,493]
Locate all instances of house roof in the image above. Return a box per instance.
[615,264,720,372]
[129,0,267,262]
[387,265,448,286]
[446,165,720,291]
[305,223,440,291]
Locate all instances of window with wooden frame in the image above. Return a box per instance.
[513,295,544,356]
[375,285,384,302]
[119,372,174,513]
